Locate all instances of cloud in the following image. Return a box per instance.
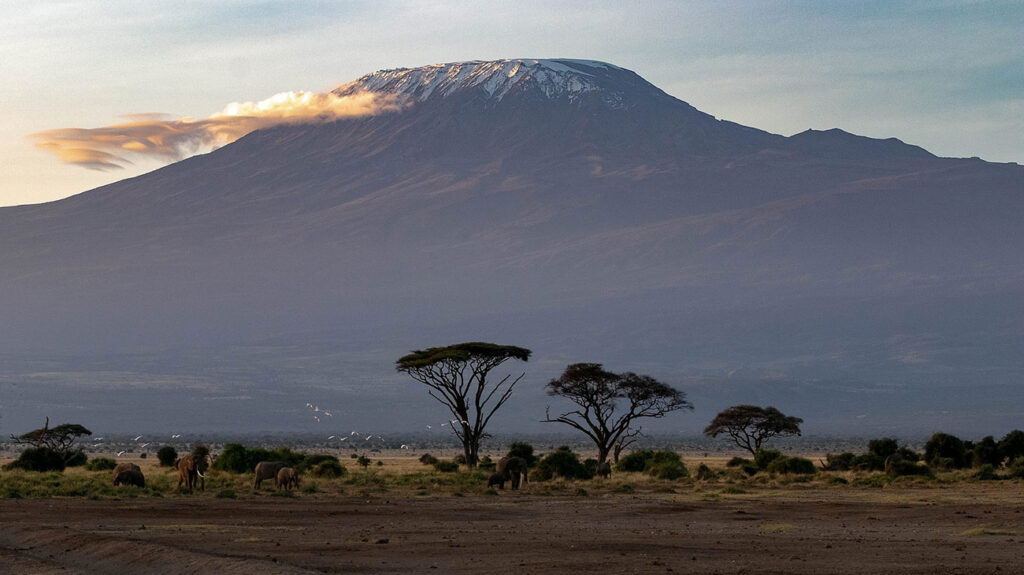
[32,90,403,170]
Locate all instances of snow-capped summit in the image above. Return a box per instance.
[334,58,639,106]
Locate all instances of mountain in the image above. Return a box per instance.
[2,59,1023,438]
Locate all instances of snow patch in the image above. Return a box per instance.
[335,59,627,106]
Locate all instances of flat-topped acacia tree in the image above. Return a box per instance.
[703,405,803,456]
[396,342,531,468]
[544,363,692,464]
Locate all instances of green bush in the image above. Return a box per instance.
[419,453,439,466]
[970,436,1001,468]
[433,460,459,473]
[851,453,885,471]
[616,450,654,472]
[85,457,117,471]
[972,464,999,481]
[999,430,1024,464]
[765,456,816,475]
[535,447,592,480]
[478,455,495,471]
[312,460,347,478]
[726,456,752,468]
[646,452,688,480]
[695,463,715,480]
[867,438,899,459]
[156,446,178,467]
[65,451,87,467]
[754,449,782,469]
[300,454,339,472]
[507,442,537,467]
[887,459,933,477]
[1006,457,1024,479]
[823,452,856,471]
[4,447,67,472]
[925,432,968,469]
[452,454,467,465]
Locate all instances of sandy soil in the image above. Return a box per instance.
[1,484,1022,575]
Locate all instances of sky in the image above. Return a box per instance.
[1,0,1021,208]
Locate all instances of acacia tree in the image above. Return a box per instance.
[703,405,802,456]
[10,417,92,464]
[543,363,692,464]
[396,342,531,468]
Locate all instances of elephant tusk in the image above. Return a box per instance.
[197,470,206,479]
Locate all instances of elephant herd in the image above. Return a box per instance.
[110,456,301,493]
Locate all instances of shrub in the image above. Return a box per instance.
[312,460,347,478]
[867,438,899,460]
[999,430,1024,464]
[765,456,816,475]
[695,463,715,480]
[85,457,117,471]
[895,447,920,462]
[887,459,933,477]
[970,436,1001,468]
[616,450,654,472]
[851,454,885,472]
[1006,457,1024,479]
[507,442,537,467]
[754,449,782,469]
[726,456,751,468]
[300,454,339,472]
[452,454,467,465]
[823,452,856,471]
[65,451,87,467]
[4,447,66,472]
[156,446,178,467]
[646,452,688,480]
[925,432,968,469]
[478,455,495,471]
[535,446,592,480]
[356,456,372,469]
[972,464,999,481]
[433,460,459,473]
[419,453,439,466]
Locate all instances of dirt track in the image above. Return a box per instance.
[1,487,1022,574]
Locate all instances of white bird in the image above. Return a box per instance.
[313,415,320,422]
[139,443,149,449]
[117,450,126,456]
[339,437,347,442]
[440,422,447,427]
[365,435,373,441]
[314,406,320,412]
[426,425,432,429]
[350,431,359,436]
[93,437,104,441]
[323,411,332,417]
[400,444,410,449]
[307,403,313,409]
[133,435,143,441]
[327,435,336,440]
[171,434,181,439]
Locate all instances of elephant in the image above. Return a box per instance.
[495,456,529,490]
[177,445,211,493]
[275,466,299,490]
[253,460,287,490]
[487,472,507,489]
[114,467,146,488]
[596,461,612,478]
[112,462,140,477]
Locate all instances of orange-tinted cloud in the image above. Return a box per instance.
[32,91,403,170]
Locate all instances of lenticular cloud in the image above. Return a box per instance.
[32,90,403,170]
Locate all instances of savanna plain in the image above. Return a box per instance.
[1,454,1022,575]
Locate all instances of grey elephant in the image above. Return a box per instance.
[276,466,299,490]
[253,460,287,490]
[495,456,529,489]
[114,467,146,488]
[596,461,612,478]
[112,462,140,477]
[487,472,507,489]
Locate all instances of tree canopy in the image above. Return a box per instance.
[703,405,802,456]
[544,363,692,463]
[11,417,92,454]
[396,342,531,468]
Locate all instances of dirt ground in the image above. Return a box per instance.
[1,483,1022,575]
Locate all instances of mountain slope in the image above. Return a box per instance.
[1,59,1022,436]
